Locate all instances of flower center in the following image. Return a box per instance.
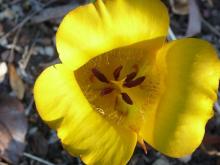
[91,66,146,105]
[74,46,162,131]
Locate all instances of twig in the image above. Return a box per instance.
[214,91,220,114]
[214,102,220,114]
[9,0,22,5]
[201,17,220,38]
[207,0,214,7]
[23,152,55,165]
[201,145,220,157]
[0,0,57,40]
[168,27,177,40]
[31,3,79,24]
[25,97,34,116]
[9,28,22,62]
[18,42,36,70]
[39,58,60,68]
[76,157,83,165]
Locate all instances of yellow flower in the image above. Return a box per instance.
[34,0,220,164]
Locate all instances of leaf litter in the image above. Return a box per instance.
[0,96,27,164]
[1,0,220,164]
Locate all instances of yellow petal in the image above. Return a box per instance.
[141,38,220,157]
[56,0,169,70]
[34,64,137,165]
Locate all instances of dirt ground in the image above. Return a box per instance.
[0,0,220,165]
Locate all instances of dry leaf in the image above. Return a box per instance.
[169,0,189,15]
[0,97,27,164]
[186,0,201,36]
[207,0,213,7]
[8,64,25,100]
[29,131,48,157]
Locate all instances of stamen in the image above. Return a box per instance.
[92,68,109,83]
[123,76,146,88]
[125,72,137,82]
[100,87,114,96]
[113,65,123,80]
[121,93,133,105]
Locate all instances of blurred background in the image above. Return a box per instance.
[0,0,220,164]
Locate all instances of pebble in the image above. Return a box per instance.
[0,62,8,83]
[0,8,15,21]
[34,46,45,55]
[178,155,192,163]
[44,46,54,57]
[152,157,170,165]
[0,37,8,46]
[34,46,54,57]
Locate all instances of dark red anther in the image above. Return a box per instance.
[100,87,114,96]
[123,76,145,88]
[125,72,137,82]
[113,65,123,81]
[92,68,109,83]
[121,93,133,105]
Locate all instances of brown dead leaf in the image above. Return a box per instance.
[0,23,3,36]
[0,97,27,164]
[8,64,25,100]
[29,131,48,157]
[169,0,189,15]
[207,0,213,7]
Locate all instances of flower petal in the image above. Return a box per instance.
[141,38,220,157]
[56,0,169,70]
[34,64,137,164]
